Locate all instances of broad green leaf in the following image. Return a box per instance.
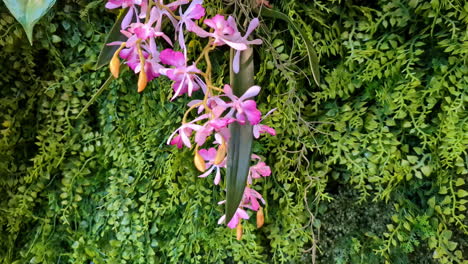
[95,9,129,70]
[3,0,56,44]
[259,7,320,86]
[225,48,254,223]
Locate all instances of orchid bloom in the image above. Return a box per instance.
[253,108,276,138]
[177,0,205,52]
[198,147,225,185]
[217,206,249,229]
[248,154,271,184]
[167,114,208,148]
[105,0,142,9]
[123,22,173,47]
[242,187,265,211]
[223,84,262,125]
[190,15,247,51]
[159,49,206,99]
[229,17,263,73]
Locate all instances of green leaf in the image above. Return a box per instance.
[95,9,129,70]
[259,7,320,86]
[225,48,255,223]
[3,0,56,45]
[457,189,468,198]
[455,178,465,186]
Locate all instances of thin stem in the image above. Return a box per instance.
[155,1,181,20]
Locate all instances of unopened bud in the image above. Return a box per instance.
[236,222,243,241]
[214,142,226,165]
[256,207,264,228]
[194,150,206,172]
[138,70,147,93]
[110,54,120,78]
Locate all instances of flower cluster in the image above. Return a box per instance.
[106,0,275,233]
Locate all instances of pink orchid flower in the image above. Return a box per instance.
[190,15,247,50]
[167,114,208,148]
[229,17,263,73]
[194,117,235,146]
[253,108,276,138]
[248,154,271,184]
[223,84,262,125]
[217,206,249,229]
[242,187,265,211]
[123,22,173,47]
[177,0,205,52]
[198,147,226,185]
[159,49,206,99]
[106,0,142,9]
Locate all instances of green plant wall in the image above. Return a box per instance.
[0,0,466,263]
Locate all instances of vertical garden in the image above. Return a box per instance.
[0,0,467,263]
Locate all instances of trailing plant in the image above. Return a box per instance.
[99,0,276,235]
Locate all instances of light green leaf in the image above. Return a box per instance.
[225,48,255,223]
[3,0,56,44]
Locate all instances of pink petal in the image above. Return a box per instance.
[232,50,241,74]
[240,86,261,100]
[199,148,217,160]
[217,215,226,225]
[245,18,260,37]
[189,4,205,20]
[198,166,214,178]
[214,167,221,185]
[222,38,248,51]
[242,100,262,125]
[121,7,134,29]
[226,214,239,229]
[159,49,186,67]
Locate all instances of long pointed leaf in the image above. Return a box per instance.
[95,9,129,70]
[3,0,56,44]
[259,7,320,86]
[225,48,255,223]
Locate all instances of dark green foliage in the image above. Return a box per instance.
[0,0,467,263]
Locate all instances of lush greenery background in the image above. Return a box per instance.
[0,0,467,263]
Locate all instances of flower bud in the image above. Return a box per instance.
[110,54,120,78]
[236,222,243,241]
[214,142,226,165]
[194,150,206,172]
[138,70,147,93]
[256,207,264,228]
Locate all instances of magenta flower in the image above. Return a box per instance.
[124,22,173,47]
[190,15,247,50]
[217,206,249,229]
[167,114,208,148]
[223,84,262,125]
[229,17,262,73]
[242,187,265,211]
[159,49,206,99]
[248,154,271,184]
[253,108,276,138]
[177,0,205,52]
[105,0,142,9]
[198,147,225,185]
[194,117,235,146]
